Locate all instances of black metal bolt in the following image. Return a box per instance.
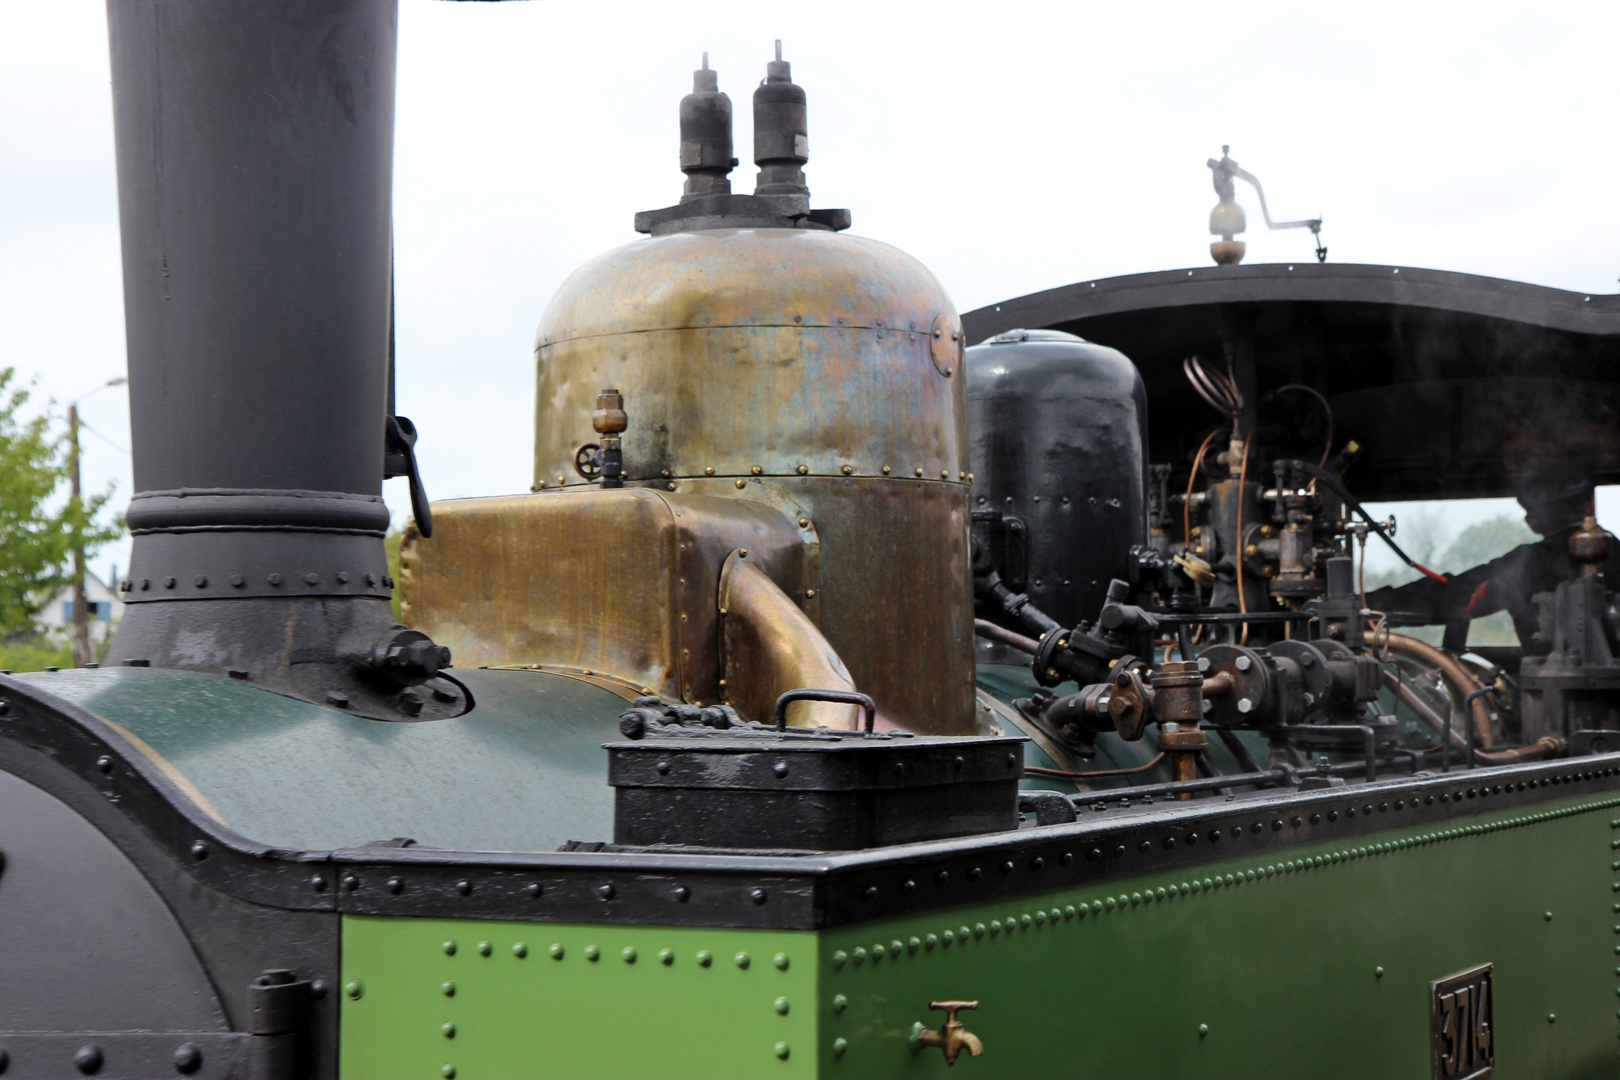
[671,885,689,902]
[967,866,982,880]
[772,761,788,778]
[456,880,473,896]
[164,577,177,588]
[305,573,319,586]
[342,874,359,892]
[1087,849,1101,862]
[1163,836,1176,849]
[1113,845,1126,858]
[387,877,403,894]
[228,573,245,588]
[595,883,614,901]
[172,1044,202,1075]
[75,1046,102,1075]
[337,571,350,584]
[325,692,349,708]
[935,870,949,885]
[1273,820,1283,831]
[96,755,113,774]
[1292,816,1302,827]
[1060,851,1074,865]
[750,888,769,905]
[194,575,208,588]
[1001,860,1015,874]
[899,880,915,894]
[267,573,283,586]
[863,886,878,900]
[311,874,326,892]
[525,882,543,899]
[1138,840,1152,853]
[190,841,208,861]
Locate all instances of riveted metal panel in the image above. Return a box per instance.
[340,917,817,1080]
[817,793,1620,1079]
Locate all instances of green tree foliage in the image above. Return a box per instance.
[385,527,402,621]
[0,370,121,638]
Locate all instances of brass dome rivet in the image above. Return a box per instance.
[933,327,942,338]
[841,465,853,475]
[530,481,544,491]
[944,366,953,376]
[734,479,746,489]
[798,518,810,528]
[805,589,816,599]
[704,466,715,475]
[667,482,676,491]
[915,467,924,477]
[556,475,565,485]
[796,464,808,475]
[661,469,671,478]
[941,470,950,479]
[751,465,763,475]
[882,465,891,475]
[959,472,967,480]
[738,549,748,557]
[951,330,961,341]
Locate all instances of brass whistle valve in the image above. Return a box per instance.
[592,388,627,488]
[913,1000,984,1066]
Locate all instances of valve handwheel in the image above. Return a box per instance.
[573,442,603,480]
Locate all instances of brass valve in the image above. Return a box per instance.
[913,1000,984,1066]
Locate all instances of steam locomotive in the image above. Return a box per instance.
[4,3,1620,1078]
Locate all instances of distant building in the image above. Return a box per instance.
[37,570,124,652]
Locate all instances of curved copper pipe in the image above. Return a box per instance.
[974,619,1040,655]
[1382,668,1560,765]
[1382,633,1497,748]
[1025,753,1167,780]
[1201,672,1233,697]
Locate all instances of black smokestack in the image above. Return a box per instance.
[104,0,462,720]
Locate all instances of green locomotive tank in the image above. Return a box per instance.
[3,6,1620,1080]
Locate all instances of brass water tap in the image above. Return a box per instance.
[914,1000,983,1065]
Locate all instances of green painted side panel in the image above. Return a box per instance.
[340,916,816,1080]
[340,794,1620,1078]
[16,667,624,852]
[820,792,1620,1080]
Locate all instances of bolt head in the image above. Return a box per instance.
[172,1043,203,1075]
[1236,698,1254,714]
[1234,655,1253,671]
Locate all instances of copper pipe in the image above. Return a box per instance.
[1382,669,1559,765]
[974,619,1040,655]
[1201,672,1233,697]
[1383,633,1496,748]
[1236,429,1255,646]
[1184,429,1222,548]
[1025,753,1166,780]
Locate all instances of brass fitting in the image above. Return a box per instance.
[914,1001,983,1066]
[1571,515,1608,577]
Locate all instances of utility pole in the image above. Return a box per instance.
[69,402,89,668]
[64,375,125,668]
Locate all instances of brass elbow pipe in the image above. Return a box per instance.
[718,549,860,729]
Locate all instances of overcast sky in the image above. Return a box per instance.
[3,0,1618,581]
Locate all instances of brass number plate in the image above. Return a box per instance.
[1432,963,1493,1080]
